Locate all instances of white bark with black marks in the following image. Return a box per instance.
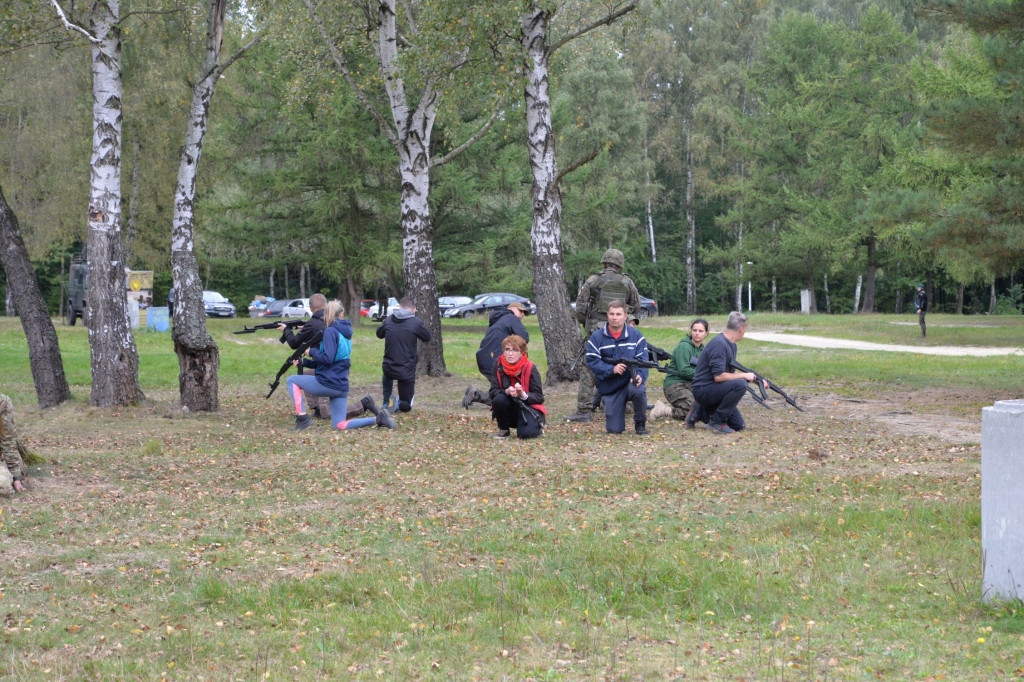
[85,0,145,407]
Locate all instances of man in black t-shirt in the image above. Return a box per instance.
[689,311,765,434]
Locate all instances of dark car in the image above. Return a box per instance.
[443,293,536,319]
[259,299,288,318]
[638,295,658,319]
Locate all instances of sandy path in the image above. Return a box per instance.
[744,331,1024,357]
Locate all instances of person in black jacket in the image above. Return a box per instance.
[462,302,530,408]
[279,293,378,420]
[487,334,546,439]
[376,297,432,413]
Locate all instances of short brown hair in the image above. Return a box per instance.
[606,299,626,313]
[309,293,327,311]
[502,334,528,353]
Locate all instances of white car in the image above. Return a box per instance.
[280,298,311,318]
[367,297,399,318]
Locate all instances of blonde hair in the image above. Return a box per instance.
[323,300,345,326]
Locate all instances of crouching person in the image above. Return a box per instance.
[488,335,546,439]
[285,300,396,431]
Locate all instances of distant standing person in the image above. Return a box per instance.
[585,300,649,435]
[462,302,530,408]
[690,311,766,434]
[566,249,640,423]
[651,318,708,423]
[0,393,26,495]
[376,297,432,413]
[375,278,391,320]
[286,300,396,431]
[915,284,927,338]
[487,334,546,439]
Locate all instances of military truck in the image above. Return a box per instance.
[65,255,155,326]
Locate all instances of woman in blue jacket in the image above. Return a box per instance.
[286,300,396,431]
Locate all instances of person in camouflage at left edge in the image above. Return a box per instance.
[1,393,26,495]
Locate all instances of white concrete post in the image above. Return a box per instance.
[982,399,1024,602]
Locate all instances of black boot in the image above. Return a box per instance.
[360,395,380,415]
[376,410,397,430]
[293,413,313,431]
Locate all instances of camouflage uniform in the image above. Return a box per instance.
[570,250,640,416]
[0,393,24,495]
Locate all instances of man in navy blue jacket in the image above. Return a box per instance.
[376,297,431,413]
[585,300,649,435]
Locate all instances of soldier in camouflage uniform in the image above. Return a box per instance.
[566,249,640,422]
[1,393,26,495]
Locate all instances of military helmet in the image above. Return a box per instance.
[601,248,625,269]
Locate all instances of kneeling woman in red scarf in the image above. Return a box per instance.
[487,334,546,439]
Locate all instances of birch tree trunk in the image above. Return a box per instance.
[735,223,743,312]
[862,236,877,313]
[521,6,581,383]
[771,277,777,313]
[85,0,145,406]
[684,123,696,316]
[643,124,656,262]
[171,0,258,411]
[853,274,862,313]
[0,184,71,407]
[989,281,997,314]
[823,273,831,314]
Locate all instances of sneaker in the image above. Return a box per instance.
[360,395,380,416]
[635,423,648,435]
[293,413,314,431]
[376,410,397,430]
[565,411,592,423]
[493,429,511,439]
[685,403,699,430]
[462,385,475,409]
[649,400,673,421]
[706,422,735,434]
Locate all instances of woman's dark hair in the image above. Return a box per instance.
[690,318,709,334]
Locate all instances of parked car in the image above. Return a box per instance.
[278,297,311,318]
[443,293,536,319]
[367,297,400,318]
[359,299,375,317]
[203,290,236,318]
[259,299,288,318]
[570,294,658,319]
[438,295,473,315]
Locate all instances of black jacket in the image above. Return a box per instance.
[376,308,431,380]
[281,309,326,350]
[475,309,530,376]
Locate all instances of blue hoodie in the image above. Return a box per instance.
[303,318,353,394]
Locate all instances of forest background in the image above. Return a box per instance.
[2,0,1023,321]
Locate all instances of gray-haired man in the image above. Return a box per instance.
[689,312,766,434]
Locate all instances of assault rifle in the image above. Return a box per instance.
[265,329,323,399]
[569,336,588,372]
[730,359,804,412]
[234,319,305,335]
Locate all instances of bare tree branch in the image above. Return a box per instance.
[48,0,100,44]
[210,35,261,80]
[303,0,399,147]
[552,148,600,190]
[431,93,507,168]
[548,2,637,54]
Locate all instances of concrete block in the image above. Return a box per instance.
[982,399,1024,602]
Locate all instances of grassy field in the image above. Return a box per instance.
[1,313,1023,680]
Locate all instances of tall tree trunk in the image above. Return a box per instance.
[771,277,777,313]
[125,138,141,268]
[643,124,656,263]
[684,124,696,316]
[862,237,877,313]
[853,274,862,313]
[521,6,581,384]
[989,281,997,314]
[345,273,359,327]
[804,274,818,314]
[284,263,290,298]
[956,282,965,314]
[735,224,744,312]
[0,184,71,407]
[823,273,832,314]
[269,268,275,298]
[170,0,258,411]
[86,0,145,407]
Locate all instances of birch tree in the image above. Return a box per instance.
[519,1,636,383]
[171,0,259,411]
[51,0,144,405]
[299,0,507,376]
